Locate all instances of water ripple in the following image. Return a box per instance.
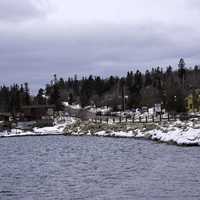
[0,136,200,200]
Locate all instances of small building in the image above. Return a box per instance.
[0,113,11,122]
[185,89,200,112]
[0,113,13,131]
[185,94,194,112]
[21,105,56,121]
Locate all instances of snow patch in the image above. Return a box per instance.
[0,117,75,138]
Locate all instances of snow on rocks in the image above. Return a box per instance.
[0,117,76,138]
[150,127,200,145]
[62,102,81,110]
[1,116,200,146]
[64,120,200,146]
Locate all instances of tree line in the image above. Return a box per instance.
[0,83,30,113]
[1,58,200,113]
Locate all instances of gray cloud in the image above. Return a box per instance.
[0,0,47,22]
[0,0,200,93]
[1,23,200,93]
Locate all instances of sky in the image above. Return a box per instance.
[0,0,200,93]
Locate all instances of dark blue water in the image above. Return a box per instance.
[0,136,200,200]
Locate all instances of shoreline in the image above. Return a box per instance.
[0,133,63,138]
[1,118,200,146]
[64,119,200,146]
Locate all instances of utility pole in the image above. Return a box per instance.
[122,84,125,112]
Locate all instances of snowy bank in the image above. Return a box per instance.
[64,120,200,146]
[0,117,75,138]
[1,117,200,146]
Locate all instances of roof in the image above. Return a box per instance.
[21,105,55,109]
[0,113,11,117]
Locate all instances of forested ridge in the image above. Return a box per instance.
[1,59,200,113]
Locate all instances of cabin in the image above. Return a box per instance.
[0,113,12,130]
[0,113,11,122]
[21,105,56,121]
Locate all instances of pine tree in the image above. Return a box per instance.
[24,82,30,105]
[68,93,73,105]
[144,70,152,86]
[48,85,63,111]
[36,88,46,105]
[178,58,186,86]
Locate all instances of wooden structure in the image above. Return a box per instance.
[91,113,179,124]
[0,113,11,122]
[21,105,56,121]
[0,113,12,131]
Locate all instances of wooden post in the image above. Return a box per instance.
[152,115,154,122]
[139,116,141,123]
[113,118,115,123]
[146,116,148,123]
[107,118,109,124]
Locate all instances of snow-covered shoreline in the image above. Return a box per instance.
[64,119,200,146]
[0,117,76,138]
[0,125,65,138]
[1,118,200,146]
[88,127,200,146]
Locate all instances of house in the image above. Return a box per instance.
[185,89,200,112]
[185,94,193,112]
[0,113,11,122]
[21,105,56,121]
[0,113,13,130]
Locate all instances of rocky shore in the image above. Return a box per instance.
[1,117,200,146]
[64,120,156,135]
[64,119,200,146]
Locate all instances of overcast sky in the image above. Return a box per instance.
[0,0,200,93]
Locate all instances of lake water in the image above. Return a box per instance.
[0,136,200,200]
